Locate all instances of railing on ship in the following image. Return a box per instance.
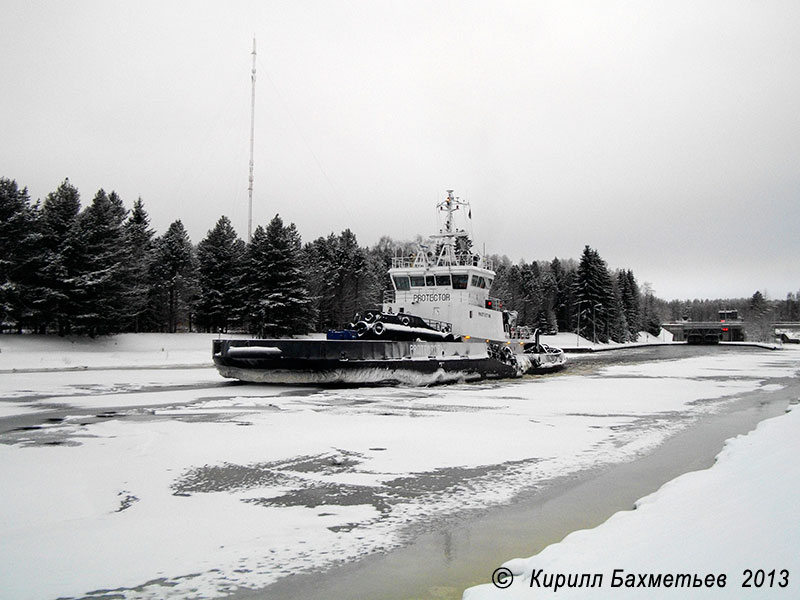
[391,253,493,271]
[508,325,534,339]
[420,316,454,334]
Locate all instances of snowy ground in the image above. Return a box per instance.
[545,328,674,351]
[464,405,800,600]
[0,335,798,599]
[0,333,244,371]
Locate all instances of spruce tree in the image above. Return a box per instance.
[549,257,570,332]
[608,275,630,342]
[520,261,544,327]
[368,235,400,300]
[243,215,313,337]
[746,290,773,342]
[0,178,40,331]
[38,179,82,335]
[494,263,524,320]
[148,220,197,333]
[573,245,614,341]
[332,229,377,326]
[304,229,382,329]
[123,198,155,332]
[72,189,129,335]
[539,265,559,334]
[618,269,642,340]
[304,233,340,330]
[196,216,245,332]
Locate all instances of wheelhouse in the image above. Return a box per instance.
[382,190,506,340]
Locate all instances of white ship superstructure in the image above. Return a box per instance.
[383,190,506,341]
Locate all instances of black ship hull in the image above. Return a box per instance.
[212,338,565,385]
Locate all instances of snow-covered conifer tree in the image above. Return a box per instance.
[0,178,40,331]
[38,179,82,335]
[330,229,377,326]
[608,275,630,342]
[243,215,313,337]
[148,220,197,333]
[618,269,642,340]
[573,245,614,342]
[538,265,559,334]
[122,197,155,332]
[72,189,129,335]
[303,233,340,331]
[196,216,246,332]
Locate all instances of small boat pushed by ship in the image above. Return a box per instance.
[213,191,566,385]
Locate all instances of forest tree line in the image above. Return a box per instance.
[2,177,796,340]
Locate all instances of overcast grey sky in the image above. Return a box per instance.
[2,0,798,301]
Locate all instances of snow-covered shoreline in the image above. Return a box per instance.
[0,333,246,372]
[464,404,800,600]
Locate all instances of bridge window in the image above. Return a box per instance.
[452,274,469,289]
[425,275,435,286]
[470,275,487,288]
[393,275,410,291]
[435,275,451,287]
[410,276,426,287]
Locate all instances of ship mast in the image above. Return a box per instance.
[438,190,466,237]
[247,37,257,243]
[442,190,456,236]
[435,190,470,264]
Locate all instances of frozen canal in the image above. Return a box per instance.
[1,342,798,600]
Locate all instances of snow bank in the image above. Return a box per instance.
[638,328,674,343]
[0,333,247,371]
[541,332,594,348]
[464,405,800,599]
[543,328,674,351]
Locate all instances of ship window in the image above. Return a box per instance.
[410,276,426,287]
[470,275,486,288]
[487,277,493,288]
[425,275,435,286]
[393,275,410,291]
[452,274,468,289]
[471,275,480,287]
[435,275,451,286]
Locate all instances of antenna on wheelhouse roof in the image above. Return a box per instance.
[247,37,257,243]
